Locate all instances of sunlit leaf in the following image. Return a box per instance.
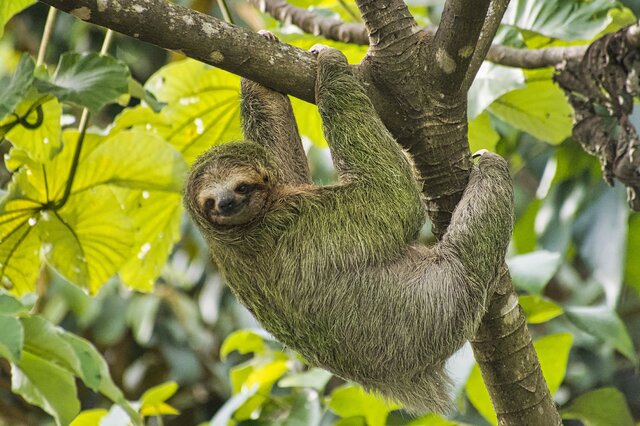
[221,329,267,360]
[468,62,524,119]
[503,0,617,41]
[209,386,258,426]
[4,94,62,162]
[625,214,640,293]
[70,409,108,426]
[34,53,130,112]
[0,54,35,121]
[562,388,634,426]
[507,250,562,294]
[118,190,183,292]
[0,217,40,295]
[328,385,396,426]
[0,0,35,38]
[408,413,458,425]
[565,306,637,363]
[145,59,242,163]
[139,381,180,416]
[278,367,333,391]
[519,295,563,324]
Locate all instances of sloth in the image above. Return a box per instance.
[184,39,514,414]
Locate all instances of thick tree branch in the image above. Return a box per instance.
[430,0,491,95]
[39,0,318,103]
[247,0,368,45]
[355,0,417,53]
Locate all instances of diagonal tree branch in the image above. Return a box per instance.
[355,0,417,53]
[430,0,491,95]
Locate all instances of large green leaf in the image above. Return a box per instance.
[34,52,130,112]
[145,59,242,163]
[0,0,35,39]
[0,214,41,295]
[4,93,62,162]
[489,81,573,144]
[119,190,183,292]
[328,385,396,426]
[503,0,617,41]
[562,388,634,426]
[625,214,640,292]
[0,315,23,362]
[468,112,500,154]
[565,306,637,363]
[0,54,35,121]
[507,250,562,294]
[518,294,563,324]
[38,187,133,294]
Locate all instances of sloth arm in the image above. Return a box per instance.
[240,79,311,185]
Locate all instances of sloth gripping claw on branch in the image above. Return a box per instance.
[184,32,514,414]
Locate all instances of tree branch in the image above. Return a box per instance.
[463,0,511,90]
[430,0,491,95]
[247,0,368,45]
[355,0,417,53]
[39,0,318,103]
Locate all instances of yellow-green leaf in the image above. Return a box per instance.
[519,294,563,324]
[468,112,500,154]
[562,388,634,426]
[70,409,108,426]
[140,402,180,416]
[140,381,178,405]
[220,330,267,360]
[328,385,396,426]
[0,0,35,39]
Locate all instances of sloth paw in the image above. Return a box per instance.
[257,30,279,42]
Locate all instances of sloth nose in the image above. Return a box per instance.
[217,196,236,215]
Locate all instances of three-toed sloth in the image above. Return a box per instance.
[185,41,514,414]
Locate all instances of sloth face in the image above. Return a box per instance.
[196,166,271,227]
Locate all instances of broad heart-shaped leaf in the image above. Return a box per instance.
[34,52,130,112]
[4,93,62,162]
[562,388,634,426]
[12,351,80,426]
[145,59,242,163]
[489,80,573,144]
[507,250,562,294]
[503,0,616,41]
[0,315,23,362]
[0,213,41,295]
[565,306,637,363]
[0,54,35,121]
[466,333,572,425]
[0,0,35,38]
[38,187,133,294]
[328,385,396,426]
[118,190,183,292]
[468,62,524,119]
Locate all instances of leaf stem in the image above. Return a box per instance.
[37,8,58,66]
[216,0,234,24]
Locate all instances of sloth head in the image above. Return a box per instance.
[185,142,276,228]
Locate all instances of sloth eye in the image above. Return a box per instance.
[234,183,253,194]
[203,198,215,212]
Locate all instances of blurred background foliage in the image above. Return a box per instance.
[0,0,639,425]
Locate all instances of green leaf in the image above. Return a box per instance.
[468,112,500,154]
[0,54,35,121]
[220,330,267,360]
[209,386,258,426]
[466,333,572,425]
[468,62,524,119]
[4,94,62,162]
[507,250,562,294]
[12,351,80,426]
[503,0,617,41]
[38,187,133,293]
[128,78,164,112]
[0,0,35,38]
[118,190,183,292]
[0,216,41,295]
[519,294,563,324]
[625,214,640,293]
[145,59,242,163]
[34,52,130,112]
[489,81,573,144]
[0,293,28,315]
[140,381,178,405]
[565,306,637,363]
[408,413,458,425]
[0,315,23,362]
[278,368,333,391]
[328,385,396,426]
[291,97,327,147]
[70,409,109,426]
[562,388,634,426]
